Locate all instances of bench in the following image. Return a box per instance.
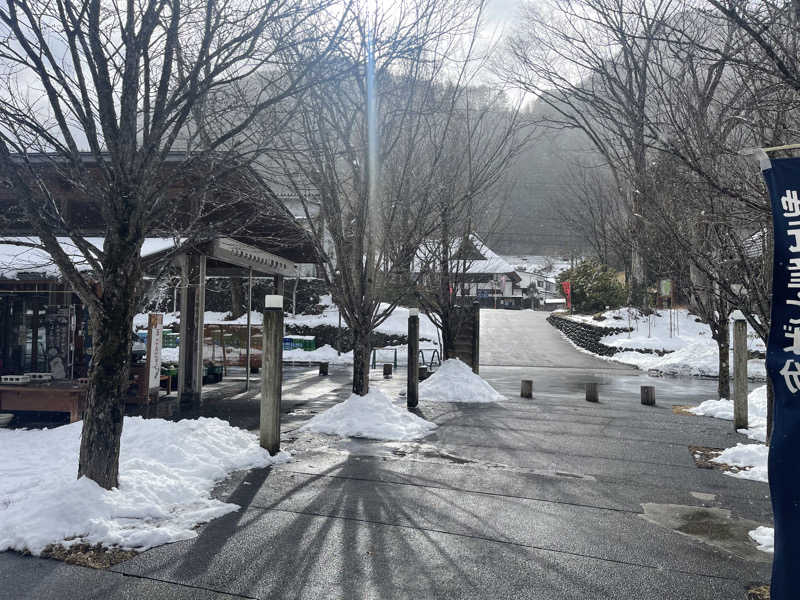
[0,382,88,423]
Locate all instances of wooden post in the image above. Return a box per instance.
[585,382,598,403]
[178,254,206,404]
[245,268,253,391]
[733,312,748,430]
[472,301,480,374]
[408,308,419,408]
[521,379,533,398]
[318,362,329,376]
[640,385,655,406]
[383,363,393,378]
[260,295,283,455]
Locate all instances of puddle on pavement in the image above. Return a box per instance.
[640,503,771,562]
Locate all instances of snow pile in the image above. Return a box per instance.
[0,417,289,555]
[614,344,766,379]
[419,359,506,403]
[690,385,768,442]
[749,526,774,553]
[161,346,180,363]
[563,308,766,379]
[299,388,437,441]
[284,344,353,364]
[712,443,769,483]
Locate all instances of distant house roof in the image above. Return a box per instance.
[414,235,520,282]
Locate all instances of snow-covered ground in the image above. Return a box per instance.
[285,296,439,341]
[688,385,773,553]
[419,359,506,403]
[0,417,289,555]
[299,388,437,441]
[690,386,768,442]
[284,344,353,365]
[564,308,766,379]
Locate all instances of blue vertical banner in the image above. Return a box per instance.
[763,157,800,598]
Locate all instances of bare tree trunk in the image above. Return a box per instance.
[716,318,731,399]
[351,326,371,395]
[78,244,142,489]
[230,278,244,319]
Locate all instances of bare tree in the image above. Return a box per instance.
[0,0,336,488]
[414,86,529,358]
[271,0,514,394]
[503,0,680,305]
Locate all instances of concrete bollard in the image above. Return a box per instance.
[383,363,393,379]
[585,382,599,403]
[640,385,655,406]
[318,362,329,376]
[521,379,533,398]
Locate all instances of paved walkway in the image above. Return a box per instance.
[480,309,630,369]
[0,312,774,599]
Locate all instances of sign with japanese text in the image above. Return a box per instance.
[561,280,572,309]
[762,157,800,597]
[146,314,163,392]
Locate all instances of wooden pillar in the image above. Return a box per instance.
[274,274,285,296]
[260,294,283,455]
[245,268,253,391]
[407,308,419,408]
[472,301,480,374]
[733,313,748,430]
[178,254,206,404]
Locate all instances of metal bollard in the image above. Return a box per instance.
[521,379,533,398]
[585,382,599,403]
[640,385,655,406]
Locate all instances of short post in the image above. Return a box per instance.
[318,362,329,376]
[260,295,283,455]
[732,311,748,430]
[585,382,599,403]
[407,308,419,408]
[419,365,429,381]
[383,363,393,378]
[471,301,480,374]
[640,385,655,406]
[521,379,533,398]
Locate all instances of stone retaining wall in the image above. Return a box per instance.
[547,314,634,357]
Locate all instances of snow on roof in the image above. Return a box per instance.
[0,237,179,280]
[502,255,572,277]
[467,236,517,275]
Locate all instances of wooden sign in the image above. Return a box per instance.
[145,314,164,396]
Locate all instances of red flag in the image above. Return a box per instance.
[561,280,572,309]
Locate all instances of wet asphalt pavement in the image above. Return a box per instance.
[0,310,773,599]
